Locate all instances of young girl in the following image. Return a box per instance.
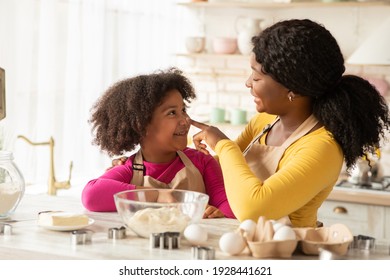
[82,68,235,219]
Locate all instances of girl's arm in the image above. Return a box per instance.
[81,164,135,212]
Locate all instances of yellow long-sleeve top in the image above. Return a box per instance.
[214,113,344,227]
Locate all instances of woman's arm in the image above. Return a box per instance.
[215,130,343,224]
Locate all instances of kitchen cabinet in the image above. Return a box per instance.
[385,207,390,239]
[317,200,386,240]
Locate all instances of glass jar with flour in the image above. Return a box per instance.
[0,151,25,219]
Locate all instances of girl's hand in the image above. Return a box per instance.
[203,205,225,218]
[157,190,177,203]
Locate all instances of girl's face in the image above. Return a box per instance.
[246,53,290,115]
[142,89,190,158]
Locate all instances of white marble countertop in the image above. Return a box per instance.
[1,193,389,260]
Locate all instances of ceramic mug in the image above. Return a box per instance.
[230,108,247,125]
[210,107,225,124]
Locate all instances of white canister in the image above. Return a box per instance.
[235,17,263,55]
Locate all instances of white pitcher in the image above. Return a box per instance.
[235,17,263,55]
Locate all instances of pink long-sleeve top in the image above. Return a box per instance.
[82,147,235,218]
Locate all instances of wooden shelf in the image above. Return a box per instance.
[176,52,249,59]
[177,1,390,9]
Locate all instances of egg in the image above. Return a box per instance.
[219,231,246,255]
[183,224,208,245]
[272,225,296,241]
[239,219,256,241]
[272,222,285,233]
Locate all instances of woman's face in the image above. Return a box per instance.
[246,53,290,115]
[143,89,189,155]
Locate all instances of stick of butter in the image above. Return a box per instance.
[38,211,89,227]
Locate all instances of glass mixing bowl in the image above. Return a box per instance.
[114,189,209,238]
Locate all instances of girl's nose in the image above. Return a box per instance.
[179,113,189,125]
[245,76,252,88]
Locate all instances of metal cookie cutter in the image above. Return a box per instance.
[192,246,215,260]
[71,229,93,245]
[0,223,12,235]
[108,226,127,240]
[350,235,375,250]
[150,232,180,250]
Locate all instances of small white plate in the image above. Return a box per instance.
[39,218,95,231]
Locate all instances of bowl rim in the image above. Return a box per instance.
[113,189,209,207]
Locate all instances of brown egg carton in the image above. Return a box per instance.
[242,216,299,259]
[293,223,354,256]
[241,217,353,259]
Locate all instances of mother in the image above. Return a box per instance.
[191,19,390,227]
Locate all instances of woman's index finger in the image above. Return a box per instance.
[189,118,209,130]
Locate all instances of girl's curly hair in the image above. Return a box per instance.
[89,67,196,157]
[252,19,390,171]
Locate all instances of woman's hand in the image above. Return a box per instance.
[203,205,225,218]
[106,156,128,171]
[112,156,128,166]
[189,118,230,155]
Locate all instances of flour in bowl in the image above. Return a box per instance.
[124,207,191,238]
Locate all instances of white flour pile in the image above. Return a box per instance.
[0,183,21,216]
[125,207,191,238]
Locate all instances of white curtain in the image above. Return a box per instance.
[0,0,182,191]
